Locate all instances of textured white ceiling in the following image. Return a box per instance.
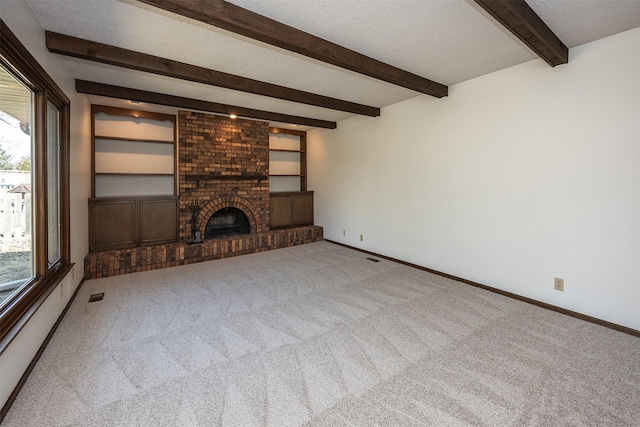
[26,0,640,128]
[529,0,640,47]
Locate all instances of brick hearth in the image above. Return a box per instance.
[84,226,323,279]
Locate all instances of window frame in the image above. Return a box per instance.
[0,20,71,351]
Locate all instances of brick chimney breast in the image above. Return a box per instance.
[178,111,270,242]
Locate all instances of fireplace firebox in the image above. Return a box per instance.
[205,207,250,239]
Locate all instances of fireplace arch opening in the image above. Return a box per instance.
[205,207,250,239]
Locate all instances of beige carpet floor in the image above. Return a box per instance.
[2,241,639,426]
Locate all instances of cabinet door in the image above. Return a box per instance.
[90,200,136,251]
[270,194,292,229]
[292,192,314,226]
[140,198,178,246]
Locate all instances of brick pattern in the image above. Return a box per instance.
[197,196,260,238]
[178,111,270,242]
[84,225,323,279]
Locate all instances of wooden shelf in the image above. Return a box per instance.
[95,135,175,144]
[89,195,179,202]
[185,174,268,181]
[269,126,307,192]
[269,148,304,153]
[95,172,175,176]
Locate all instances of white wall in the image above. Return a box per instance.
[309,28,640,331]
[0,0,91,409]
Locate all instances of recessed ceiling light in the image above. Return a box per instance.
[229,114,237,119]
[129,100,141,105]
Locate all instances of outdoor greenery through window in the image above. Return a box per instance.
[0,64,33,307]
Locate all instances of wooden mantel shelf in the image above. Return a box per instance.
[185,174,268,181]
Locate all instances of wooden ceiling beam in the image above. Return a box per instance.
[137,0,448,98]
[46,31,378,117]
[75,80,337,129]
[473,0,568,66]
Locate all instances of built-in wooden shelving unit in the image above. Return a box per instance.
[268,127,307,192]
[89,105,179,252]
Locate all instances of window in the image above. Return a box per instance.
[47,102,61,266]
[0,64,33,302]
[0,20,71,346]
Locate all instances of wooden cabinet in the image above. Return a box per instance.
[292,192,314,225]
[90,198,136,251]
[89,105,179,252]
[268,128,313,230]
[270,191,314,230]
[270,194,293,229]
[89,196,178,252]
[140,198,178,246]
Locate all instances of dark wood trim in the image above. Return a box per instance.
[92,104,176,123]
[78,80,337,129]
[87,195,181,203]
[0,274,83,423]
[0,21,70,103]
[325,240,640,338]
[46,32,379,116]
[0,19,73,346]
[95,172,175,176]
[34,92,48,276]
[0,265,74,355]
[268,148,302,153]
[94,135,175,144]
[473,0,568,66]
[269,127,308,137]
[91,102,96,197]
[185,174,268,181]
[59,104,71,266]
[300,134,307,191]
[173,111,178,195]
[138,0,448,98]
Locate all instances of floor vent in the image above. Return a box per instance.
[366,257,380,263]
[88,293,104,303]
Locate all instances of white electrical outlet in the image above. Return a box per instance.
[360,234,363,242]
[343,230,346,236]
[554,277,564,292]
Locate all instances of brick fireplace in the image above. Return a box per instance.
[179,111,270,241]
[83,110,322,279]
